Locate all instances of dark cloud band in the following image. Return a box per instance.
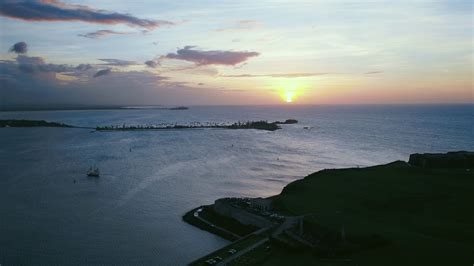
[98,59,137,66]
[16,55,76,73]
[145,60,159,68]
[164,46,259,66]
[0,0,173,29]
[93,68,112,78]
[78,30,128,39]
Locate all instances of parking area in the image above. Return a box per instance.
[191,234,266,265]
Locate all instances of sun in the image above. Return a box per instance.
[278,82,301,104]
[274,79,309,104]
[284,90,295,103]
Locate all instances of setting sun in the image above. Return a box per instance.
[284,90,295,103]
[277,80,307,104]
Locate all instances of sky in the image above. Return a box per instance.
[0,0,473,107]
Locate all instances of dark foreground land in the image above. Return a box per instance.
[186,152,474,265]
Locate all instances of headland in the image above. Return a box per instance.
[185,151,474,265]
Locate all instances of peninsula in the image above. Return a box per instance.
[185,151,474,265]
[0,119,298,132]
[95,121,281,131]
[95,119,298,132]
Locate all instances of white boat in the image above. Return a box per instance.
[87,167,100,177]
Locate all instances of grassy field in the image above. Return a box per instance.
[267,161,474,265]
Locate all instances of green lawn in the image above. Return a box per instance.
[269,161,474,265]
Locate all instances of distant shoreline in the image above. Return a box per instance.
[1,103,472,112]
[0,119,298,131]
[0,105,189,112]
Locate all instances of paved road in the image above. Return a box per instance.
[194,208,242,240]
[216,238,269,266]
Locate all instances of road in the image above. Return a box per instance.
[216,238,269,266]
[193,208,242,240]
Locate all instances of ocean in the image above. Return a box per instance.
[0,105,473,265]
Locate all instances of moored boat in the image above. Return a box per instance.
[87,167,100,177]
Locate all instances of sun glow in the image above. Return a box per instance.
[284,90,295,103]
[278,81,304,104]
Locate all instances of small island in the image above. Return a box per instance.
[185,151,474,265]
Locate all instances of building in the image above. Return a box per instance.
[250,197,273,211]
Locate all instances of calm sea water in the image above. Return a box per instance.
[1,105,473,265]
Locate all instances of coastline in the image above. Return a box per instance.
[184,152,474,265]
[1,119,299,132]
[1,106,473,265]
[183,206,241,241]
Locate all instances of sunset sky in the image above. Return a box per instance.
[1,0,472,106]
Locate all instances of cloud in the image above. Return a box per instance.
[0,58,241,108]
[215,19,260,32]
[76,64,92,71]
[163,46,260,66]
[9,41,28,54]
[365,71,383,75]
[11,54,134,77]
[237,20,259,26]
[0,0,174,30]
[220,72,328,78]
[17,55,44,65]
[98,59,137,66]
[161,64,219,76]
[7,42,93,75]
[145,60,159,68]
[78,30,128,39]
[93,68,111,78]
[16,55,78,73]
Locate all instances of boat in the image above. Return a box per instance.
[87,167,100,177]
